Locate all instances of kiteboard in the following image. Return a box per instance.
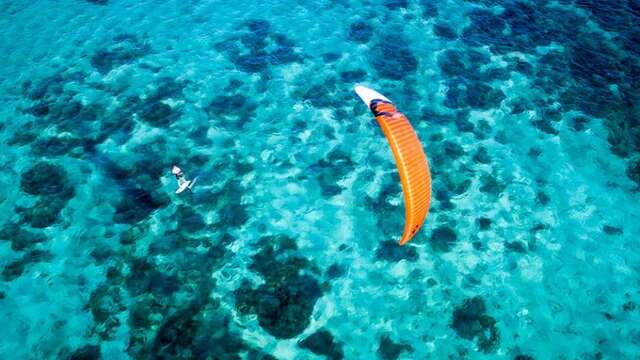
[354,85,391,105]
[176,177,198,194]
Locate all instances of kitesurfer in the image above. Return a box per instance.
[172,165,195,194]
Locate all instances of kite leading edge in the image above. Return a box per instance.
[354,85,432,245]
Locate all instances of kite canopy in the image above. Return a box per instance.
[355,85,432,245]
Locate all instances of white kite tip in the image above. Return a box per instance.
[354,85,391,106]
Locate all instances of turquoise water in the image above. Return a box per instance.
[0,0,639,359]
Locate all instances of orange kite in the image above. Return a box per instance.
[355,86,432,245]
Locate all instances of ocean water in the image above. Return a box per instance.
[0,0,639,359]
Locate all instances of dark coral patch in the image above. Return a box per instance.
[113,188,169,224]
[233,52,270,73]
[479,174,505,197]
[270,33,303,65]
[326,263,345,279]
[323,52,341,62]
[532,118,558,136]
[466,82,505,109]
[246,19,271,39]
[451,296,500,353]
[433,22,458,40]
[20,162,73,197]
[505,241,527,253]
[535,191,550,206]
[67,345,101,360]
[218,19,302,73]
[477,217,491,230]
[340,69,367,82]
[235,235,323,339]
[443,141,465,160]
[384,0,408,9]
[430,226,457,252]
[603,225,623,235]
[299,329,344,360]
[150,302,245,359]
[0,223,47,251]
[91,35,150,74]
[378,334,413,360]
[311,148,355,197]
[175,205,206,233]
[514,355,535,360]
[348,20,374,44]
[570,116,590,132]
[139,102,176,126]
[370,34,418,79]
[2,260,25,281]
[472,146,491,164]
[31,135,83,157]
[420,0,439,18]
[28,102,50,117]
[444,84,467,109]
[206,93,257,129]
[1,249,53,281]
[18,196,70,228]
[18,162,75,228]
[209,180,249,230]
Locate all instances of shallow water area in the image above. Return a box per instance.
[0,0,639,359]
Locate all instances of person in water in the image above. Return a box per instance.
[171,165,192,193]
